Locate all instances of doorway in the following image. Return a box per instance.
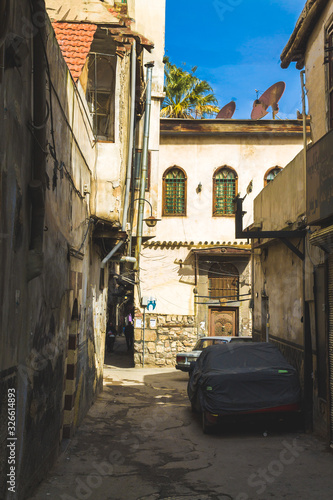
[209,307,238,336]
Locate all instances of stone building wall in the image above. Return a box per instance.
[134,314,197,367]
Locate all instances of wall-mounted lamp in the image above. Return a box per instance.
[196,182,202,193]
[134,198,161,228]
[144,215,161,228]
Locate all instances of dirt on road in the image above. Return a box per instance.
[29,336,333,500]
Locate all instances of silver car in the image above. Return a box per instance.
[175,336,252,373]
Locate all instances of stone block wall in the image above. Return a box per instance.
[134,314,198,367]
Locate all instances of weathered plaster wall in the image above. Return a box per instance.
[251,140,331,439]
[304,1,333,142]
[132,0,165,94]
[129,0,166,242]
[158,134,305,238]
[135,127,303,366]
[0,5,108,497]
[252,150,306,346]
[1,1,35,496]
[139,133,304,317]
[45,0,120,24]
[253,150,306,231]
[94,53,131,224]
[252,243,304,345]
[139,245,196,316]
[139,243,251,337]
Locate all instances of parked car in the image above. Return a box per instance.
[187,342,301,433]
[175,336,252,373]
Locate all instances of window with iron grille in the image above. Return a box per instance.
[213,167,237,216]
[208,263,239,300]
[162,167,186,216]
[327,25,333,130]
[86,53,116,141]
[264,166,282,186]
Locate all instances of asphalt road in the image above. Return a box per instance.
[29,336,333,500]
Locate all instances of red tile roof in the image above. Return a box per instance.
[52,22,97,81]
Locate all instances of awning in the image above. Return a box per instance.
[309,225,333,253]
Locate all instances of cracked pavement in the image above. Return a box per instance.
[29,336,333,500]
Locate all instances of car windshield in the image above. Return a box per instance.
[193,338,228,350]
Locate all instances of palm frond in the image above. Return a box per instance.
[161,58,219,119]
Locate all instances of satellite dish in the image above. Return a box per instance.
[216,101,236,119]
[251,82,286,120]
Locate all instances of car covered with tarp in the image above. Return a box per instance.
[175,335,252,373]
[187,342,301,433]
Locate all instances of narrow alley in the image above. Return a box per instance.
[3,2,333,499]
[29,336,332,500]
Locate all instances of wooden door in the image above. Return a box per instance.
[209,308,238,336]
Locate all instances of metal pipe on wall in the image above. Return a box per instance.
[300,70,307,171]
[101,239,126,268]
[122,40,137,232]
[300,70,313,431]
[134,62,154,270]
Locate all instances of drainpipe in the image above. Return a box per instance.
[142,305,146,367]
[122,40,136,233]
[110,256,136,263]
[300,69,313,431]
[101,239,126,268]
[134,62,154,271]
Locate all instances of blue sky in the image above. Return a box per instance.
[164,0,306,119]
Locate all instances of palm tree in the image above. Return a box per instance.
[161,57,219,119]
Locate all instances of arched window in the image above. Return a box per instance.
[213,167,237,216]
[208,263,239,300]
[162,167,186,216]
[264,166,282,186]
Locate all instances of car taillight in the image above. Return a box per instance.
[177,356,185,363]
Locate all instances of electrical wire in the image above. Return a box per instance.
[30,100,50,130]
[196,292,251,299]
[305,233,322,267]
[71,218,95,256]
[195,297,250,305]
[72,81,96,142]
[49,79,93,173]
[197,265,242,278]
[29,1,92,200]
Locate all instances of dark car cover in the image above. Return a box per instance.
[187,342,301,414]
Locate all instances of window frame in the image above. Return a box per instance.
[208,262,239,300]
[212,166,238,217]
[162,166,187,217]
[264,166,282,187]
[86,52,116,142]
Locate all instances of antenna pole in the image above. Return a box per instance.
[300,70,307,170]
